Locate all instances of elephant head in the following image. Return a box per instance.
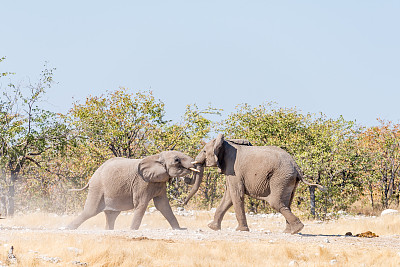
[183,134,251,205]
[138,151,199,183]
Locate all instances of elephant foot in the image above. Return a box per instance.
[65,224,78,230]
[173,227,187,230]
[283,224,291,234]
[208,222,221,231]
[290,220,304,235]
[236,225,250,232]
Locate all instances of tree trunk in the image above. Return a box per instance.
[309,186,316,218]
[370,189,374,210]
[7,184,15,216]
[7,172,18,216]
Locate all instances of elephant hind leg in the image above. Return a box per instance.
[104,210,121,230]
[280,207,303,234]
[268,198,303,235]
[283,219,291,234]
[67,194,105,230]
[283,183,299,234]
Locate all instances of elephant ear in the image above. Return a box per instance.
[214,133,225,169]
[214,134,224,155]
[138,154,170,183]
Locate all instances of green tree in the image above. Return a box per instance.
[158,104,221,205]
[0,65,70,216]
[296,115,363,218]
[69,89,166,159]
[222,102,308,154]
[153,104,220,155]
[358,120,400,209]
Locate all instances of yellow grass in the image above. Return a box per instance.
[2,233,400,267]
[1,210,400,266]
[305,215,400,236]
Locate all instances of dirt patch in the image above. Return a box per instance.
[1,226,399,250]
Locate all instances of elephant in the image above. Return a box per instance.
[184,134,324,234]
[67,150,199,230]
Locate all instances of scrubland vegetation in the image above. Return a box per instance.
[2,58,400,219]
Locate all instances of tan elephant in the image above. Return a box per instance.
[67,151,199,230]
[185,134,324,234]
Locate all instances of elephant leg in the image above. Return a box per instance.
[104,210,121,230]
[153,195,183,230]
[67,193,105,230]
[208,190,233,231]
[269,198,303,235]
[227,178,249,231]
[283,219,291,234]
[280,206,303,234]
[130,202,149,230]
[283,182,299,234]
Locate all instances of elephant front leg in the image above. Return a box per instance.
[130,203,149,230]
[227,179,249,232]
[153,195,184,230]
[208,190,233,231]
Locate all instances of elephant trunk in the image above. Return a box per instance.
[183,165,204,205]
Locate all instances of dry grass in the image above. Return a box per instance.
[305,214,400,236]
[1,210,400,266]
[2,233,400,267]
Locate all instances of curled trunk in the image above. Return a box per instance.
[183,165,204,205]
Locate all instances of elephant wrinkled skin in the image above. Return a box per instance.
[67,151,198,230]
[185,134,324,234]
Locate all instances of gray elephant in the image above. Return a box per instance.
[67,150,199,230]
[184,134,324,234]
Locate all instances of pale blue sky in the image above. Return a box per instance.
[1,1,399,126]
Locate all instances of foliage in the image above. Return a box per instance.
[69,89,166,158]
[153,104,221,157]
[357,119,400,209]
[222,102,308,154]
[0,65,70,215]
[295,115,363,218]
[160,104,221,205]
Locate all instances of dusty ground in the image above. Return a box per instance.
[2,226,399,249]
[2,209,400,246]
[1,209,400,266]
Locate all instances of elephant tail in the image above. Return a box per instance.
[297,170,326,191]
[68,183,89,192]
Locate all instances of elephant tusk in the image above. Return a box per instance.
[191,161,200,164]
[189,167,200,173]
